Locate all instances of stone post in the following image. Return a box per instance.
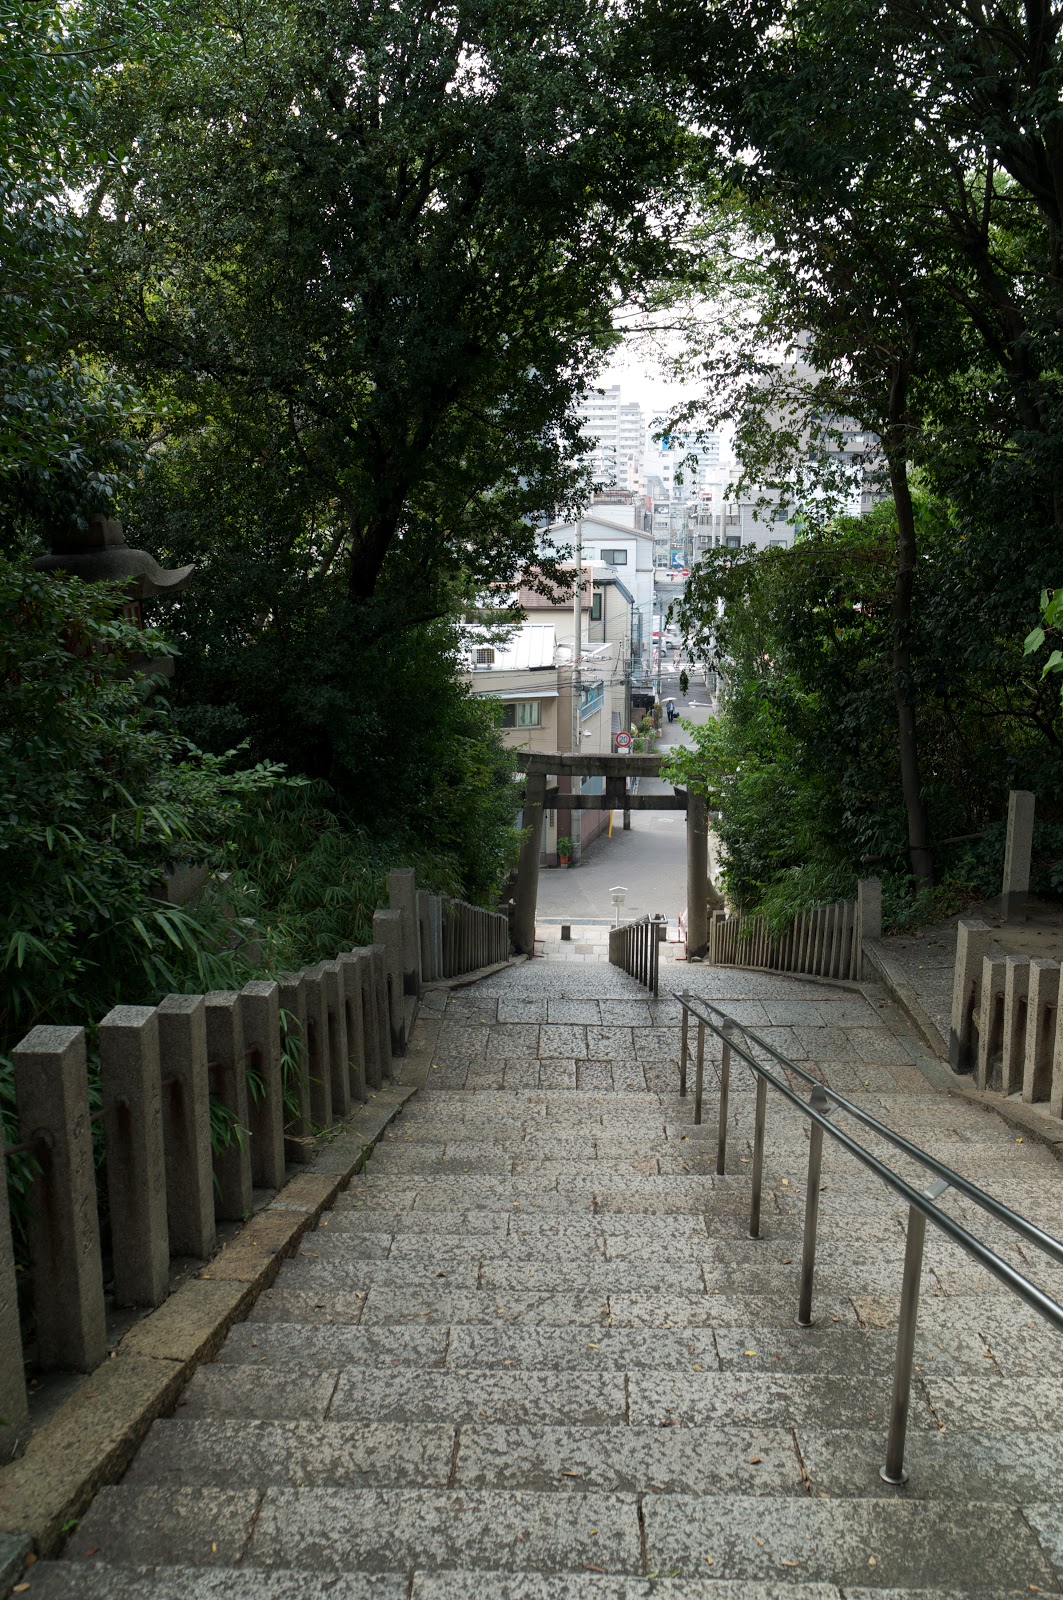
[1002,789,1035,923]
[1025,958,1060,1105]
[369,944,393,1080]
[373,909,407,1058]
[301,967,334,1131]
[513,771,547,955]
[278,974,313,1162]
[856,878,882,980]
[949,918,994,1074]
[1000,955,1032,1097]
[430,895,444,980]
[975,954,1008,1091]
[336,951,367,1103]
[1050,986,1063,1120]
[99,1005,169,1307]
[389,867,422,998]
[204,992,252,1220]
[241,981,286,1190]
[0,1154,29,1461]
[156,994,215,1259]
[354,948,383,1091]
[416,890,434,983]
[12,1026,106,1371]
[685,792,709,958]
[322,961,351,1120]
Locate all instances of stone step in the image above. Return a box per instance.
[24,1561,1043,1600]
[175,1362,917,1429]
[0,1565,410,1600]
[55,1484,1059,1591]
[124,1417,805,1497]
[214,1317,1002,1377]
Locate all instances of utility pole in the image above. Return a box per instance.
[571,518,582,754]
[571,520,582,863]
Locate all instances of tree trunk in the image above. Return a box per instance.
[886,372,933,886]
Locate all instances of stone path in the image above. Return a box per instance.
[21,954,1063,1597]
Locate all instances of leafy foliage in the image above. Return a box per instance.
[664,510,1063,928]
[0,556,284,1055]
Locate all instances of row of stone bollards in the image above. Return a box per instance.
[0,869,510,1465]
[950,918,1063,1110]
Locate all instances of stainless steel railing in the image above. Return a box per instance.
[675,989,1063,1485]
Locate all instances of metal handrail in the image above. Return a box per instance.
[674,989,1063,1486]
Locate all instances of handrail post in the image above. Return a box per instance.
[881,1177,947,1484]
[679,991,689,1097]
[716,1020,733,1175]
[797,1085,830,1326]
[749,1070,767,1238]
[693,1017,706,1125]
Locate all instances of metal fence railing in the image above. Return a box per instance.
[608,916,662,996]
[675,988,1063,1486]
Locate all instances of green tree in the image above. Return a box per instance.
[85,0,687,608]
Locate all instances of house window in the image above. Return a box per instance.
[474,646,495,665]
[591,591,602,621]
[725,535,741,549]
[600,548,627,565]
[501,701,542,728]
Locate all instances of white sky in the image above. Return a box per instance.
[595,342,735,463]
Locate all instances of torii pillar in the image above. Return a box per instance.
[512,770,547,955]
[685,791,709,958]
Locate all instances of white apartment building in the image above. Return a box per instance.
[577,385,645,490]
[542,504,656,672]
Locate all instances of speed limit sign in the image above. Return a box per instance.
[615,731,633,751]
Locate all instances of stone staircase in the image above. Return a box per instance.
[19,957,1063,1598]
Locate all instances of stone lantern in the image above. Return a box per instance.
[33,514,195,676]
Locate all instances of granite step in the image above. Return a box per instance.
[52,1484,1060,1591]
[174,1361,922,1429]
[17,1560,990,1600]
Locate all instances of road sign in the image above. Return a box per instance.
[615,731,633,751]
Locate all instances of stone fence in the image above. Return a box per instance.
[707,879,882,984]
[0,869,510,1464]
[950,918,1063,1110]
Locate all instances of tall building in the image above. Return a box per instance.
[577,386,644,489]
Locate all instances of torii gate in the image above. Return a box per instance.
[511,751,710,958]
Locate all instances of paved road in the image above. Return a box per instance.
[536,667,716,926]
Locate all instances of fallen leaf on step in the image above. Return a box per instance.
[748,1457,762,1464]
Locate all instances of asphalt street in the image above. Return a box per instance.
[536,661,717,927]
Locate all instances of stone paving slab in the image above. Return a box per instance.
[124,1418,454,1489]
[627,1371,921,1429]
[247,1487,643,1574]
[444,1325,720,1370]
[70,1485,261,1566]
[21,1566,410,1599]
[796,1425,1063,1501]
[411,1579,845,1600]
[454,1422,802,1495]
[639,1494,1056,1590]
[215,1322,449,1366]
[328,1369,626,1424]
[176,1367,340,1421]
[358,1288,611,1326]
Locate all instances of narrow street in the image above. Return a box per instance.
[536,659,716,927]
